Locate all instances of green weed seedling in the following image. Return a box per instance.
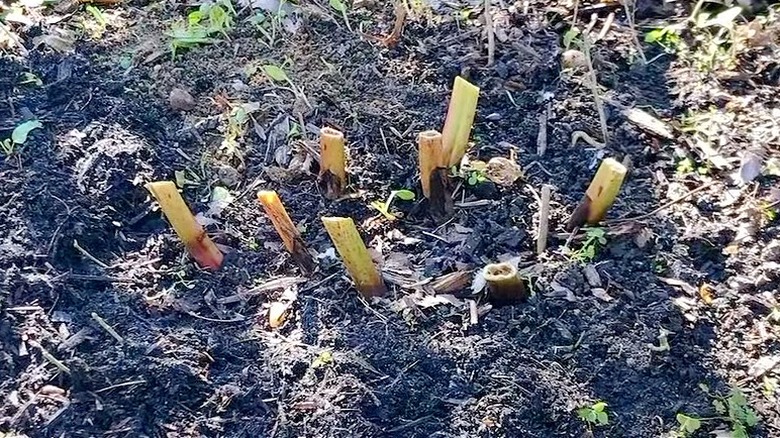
[370,189,416,221]
[250,0,288,47]
[674,386,759,438]
[570,227,607,263]
[2,120,42,156]
[329,0,352,32]
[169,0,236,57]
[577,401,609,429]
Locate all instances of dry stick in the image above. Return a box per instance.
[318,127,347,200]
[484,0,495,66]
[383,1,407,47]
[536,111,548,156]
[581,36,609,147]
[596,12,614,41]
[257,191,315,272]
[606,181,717,224]
[91,312,124,343]
[537,185,551,254]
[623,0,647,64]
[73,240,109,269]
[468,300,479,325]
[33,343,71,374]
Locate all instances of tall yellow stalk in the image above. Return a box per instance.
[442,76,480,167]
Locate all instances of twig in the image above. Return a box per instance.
[73,240,110,269]
[536,111,548,156]
[570,130,605,149]
[623,0,647,64]
[94,379,147,394]
[580,36,609,146]
[484,0,495,66]
[382,1,407,47]
[468,299,478,325]
[596,12,614,41]
[607,181,717,224]
[33,343,71,374]
[91,312,124,343]
[537,185,551,254]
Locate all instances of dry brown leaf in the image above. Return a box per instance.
[698,283,715,305]
[485,157,523,186]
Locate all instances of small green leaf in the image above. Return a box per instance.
[676,414,701,433]
[592,402,607,412]
[262,64,290,83]
[563,27,580,49]
[312,350,333,368]
[329,0,346,13]
[595,411,608,425]
[713,399,726,414]
[393,189,416,201]
[744,409,759,427]
[730,389,748,406]
[11,120,42,145]
[645,28,665,43]
[731,423,748,438]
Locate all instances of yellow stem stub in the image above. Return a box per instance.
[483,262,527,303]
[321,217,386,298]
[442,76,480,167]
[585,158,627,224]
[418,130,445,199]
[318,127,347,199]
[145,181,223,270]
[257,190,314,272]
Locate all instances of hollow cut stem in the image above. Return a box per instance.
[318,127,347,200]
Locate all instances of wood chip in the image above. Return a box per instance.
[591,287,612,302]
[583,264,601,287]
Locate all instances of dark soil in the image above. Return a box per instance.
[2,1,779,437]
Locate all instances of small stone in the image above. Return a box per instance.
[169,88,196,111]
